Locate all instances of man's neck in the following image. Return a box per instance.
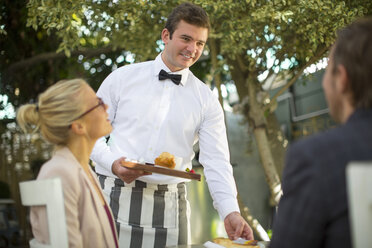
[340,102,355,123]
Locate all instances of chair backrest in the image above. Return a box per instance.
[19,178,68,248]
[346,161,372,248]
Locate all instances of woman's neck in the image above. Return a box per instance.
[67,138,94,170]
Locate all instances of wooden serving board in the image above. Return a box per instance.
[121,161,201,181]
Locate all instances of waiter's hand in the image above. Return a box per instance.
[224,211,254,241]
[111,157,151,184]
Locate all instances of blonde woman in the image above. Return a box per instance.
[17,79,118,248]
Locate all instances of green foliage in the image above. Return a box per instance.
[200,0,371,78]
[16,0,372,72]
[25,0,179,60]
[0,0,133,109]
[1,0,63,107]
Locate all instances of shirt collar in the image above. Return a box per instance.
[153,53,189,86]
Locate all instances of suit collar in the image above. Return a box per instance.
[346,108,372,124]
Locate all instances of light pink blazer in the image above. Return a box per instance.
[30,147,118,248]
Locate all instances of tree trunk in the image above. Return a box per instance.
[226,55,283,206]
[265,112,286,180]
[227,55,249,101]
[247,79,282,206]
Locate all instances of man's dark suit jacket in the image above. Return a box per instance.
[270,109,372,248]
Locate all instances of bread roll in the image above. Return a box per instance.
[154,152,176,169]
[212,237,259,248]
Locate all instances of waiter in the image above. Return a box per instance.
[91,2,254,248]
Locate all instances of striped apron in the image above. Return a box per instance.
[98,174,191,248]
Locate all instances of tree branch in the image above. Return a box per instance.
[5,46,117,73]
[264,45,329,112]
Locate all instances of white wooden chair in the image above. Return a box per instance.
[346,161,372,248]
[19,178,68,248]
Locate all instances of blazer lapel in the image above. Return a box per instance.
[56,147,117,247]
[78,165,117,247]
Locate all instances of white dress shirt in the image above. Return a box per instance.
[91,53,239,219]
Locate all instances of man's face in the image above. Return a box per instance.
[161,20,208,72]
[322,48,342,123]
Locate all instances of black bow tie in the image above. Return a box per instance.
[158,69,182,85]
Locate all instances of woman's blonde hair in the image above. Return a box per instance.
[17,78,89,145]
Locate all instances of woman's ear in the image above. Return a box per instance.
[70,121,86,135]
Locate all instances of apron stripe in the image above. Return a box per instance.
[153,184,167,247]
[98,175,122,239]
[130,226,144,248]
[152,185,167,227]
[129,181,145,225]
[178,183,189,244]
[140,187,155,247]
[114,178,125,187]
[129,180,146,248]
[154,228,167,248]
[111,178,123,238]
[98,174,105,189]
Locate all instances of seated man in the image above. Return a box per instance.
[270,17,372,248]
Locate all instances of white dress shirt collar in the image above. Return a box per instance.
[153,53,190,86]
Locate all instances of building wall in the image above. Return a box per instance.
[271,70,335,141]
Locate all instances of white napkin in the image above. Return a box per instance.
[203,241,226,248]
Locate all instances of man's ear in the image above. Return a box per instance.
[336,64,350,94]
[161,28,170,44]
[70,121,85,135]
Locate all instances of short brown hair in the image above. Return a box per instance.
[332,17,372,109]
[165,2,210,39]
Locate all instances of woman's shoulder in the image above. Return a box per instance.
[37,148,80,181]
[37,150,84,198]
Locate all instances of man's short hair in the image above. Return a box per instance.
[333,17,372,109]
[165,2,210,39]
